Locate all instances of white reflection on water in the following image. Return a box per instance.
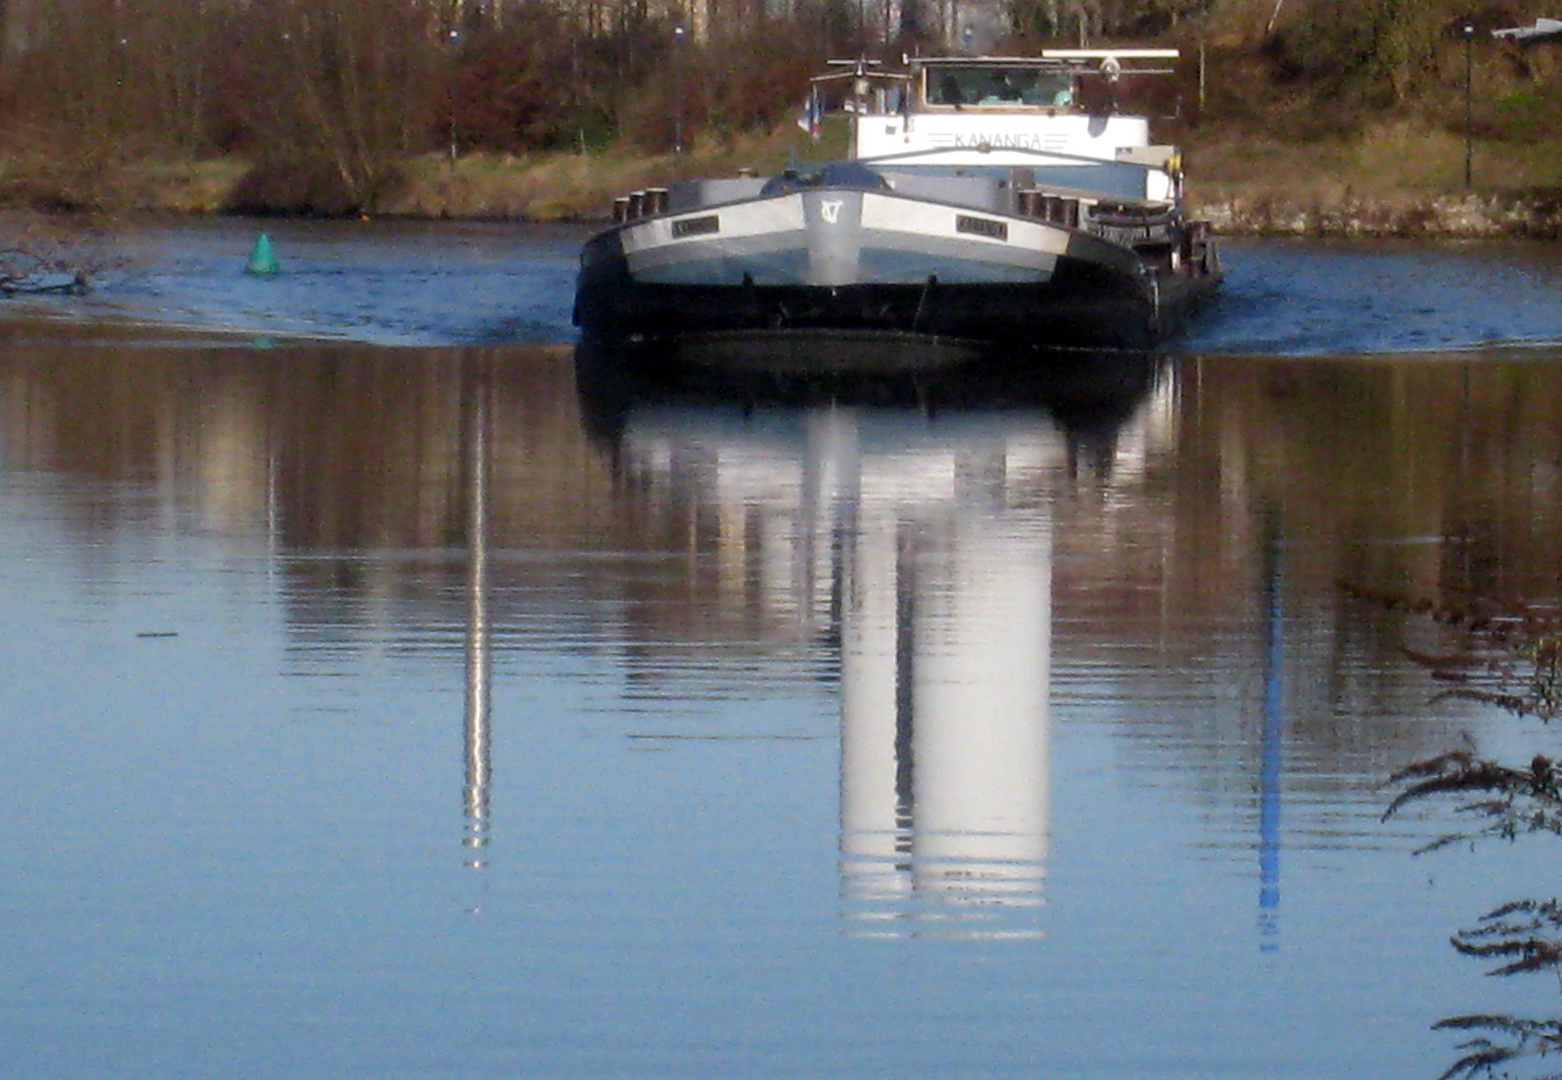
[1259,528,1284,952]
[617,406,1067,936]
[463,373,492,875]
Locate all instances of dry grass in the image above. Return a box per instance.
[1186,119,1562,230]
[0,121,825,221]
[123,159,251,215]
[373,124,824,221]
[1,108,1558,233]
[377,115,1562,227]
[374,151,657,219]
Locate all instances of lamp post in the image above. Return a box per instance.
[1462,18,1476,188]
[673,25,687,155]
[447,27,462,166]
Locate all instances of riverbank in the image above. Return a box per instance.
[1184,123,1562,237]
[8,120,1562,239]
[1190,188,1562,238]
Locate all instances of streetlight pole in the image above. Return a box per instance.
[448,27,462,167]
[1462,19,1476,188]
[673,25,686,155]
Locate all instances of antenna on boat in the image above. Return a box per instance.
[1101,54,1121,112]
[1039,48,1180,75]
[1034,48,1180,113]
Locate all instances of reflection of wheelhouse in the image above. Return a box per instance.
[839,483,1052,937]
[618,406,1062,936]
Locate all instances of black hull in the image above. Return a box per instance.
[572,174,1223,363]
[575,250,1219,356]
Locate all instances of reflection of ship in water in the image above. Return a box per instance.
[596,345,1162,936]
[463,371,492,878]
[835,429,1051,936]
[575,333,1161,443]
[9,342,1504,938]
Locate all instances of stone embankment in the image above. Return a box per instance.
[1192,190,1562,238]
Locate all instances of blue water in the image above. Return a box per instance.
[1183,237,1562,355]
[6,217,588,346]
[6,220,1562,354]
[3,225,1562,1079]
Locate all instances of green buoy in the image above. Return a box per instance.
[245,233,279,276]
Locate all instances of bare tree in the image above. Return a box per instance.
[231,0,443,207]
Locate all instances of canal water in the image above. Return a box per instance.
[5,221,1562,1079]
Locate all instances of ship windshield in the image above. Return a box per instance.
[925,66,1074,108]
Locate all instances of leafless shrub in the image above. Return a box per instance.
[1355,582,1562,1079]
[1384,750,1562,851]
[1434,1012,1562,1080]
[1431,900,1562,1079]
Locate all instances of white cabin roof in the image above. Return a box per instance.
[842,53,1173,168]
[1493,18,1562,41]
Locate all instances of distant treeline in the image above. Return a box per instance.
[0,0,1552,203]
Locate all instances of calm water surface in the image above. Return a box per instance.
[4,223,1562,1079]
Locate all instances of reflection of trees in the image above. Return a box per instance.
[16,346,1562,792]
[1053,355,1562,816]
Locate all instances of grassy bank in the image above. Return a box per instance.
[5,115,1562,238]
[1182,122,1562,236]
[374,126,809,220]
[0,125,822,223]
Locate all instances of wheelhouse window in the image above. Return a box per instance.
[923,66,1075,109]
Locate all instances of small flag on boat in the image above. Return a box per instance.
[796,84,822,140]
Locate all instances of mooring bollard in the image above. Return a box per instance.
[246,234,280,276]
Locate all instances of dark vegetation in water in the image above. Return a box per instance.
[1355,583,1562,1078]
[1,0,1562,217]
[0,219,120,295]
